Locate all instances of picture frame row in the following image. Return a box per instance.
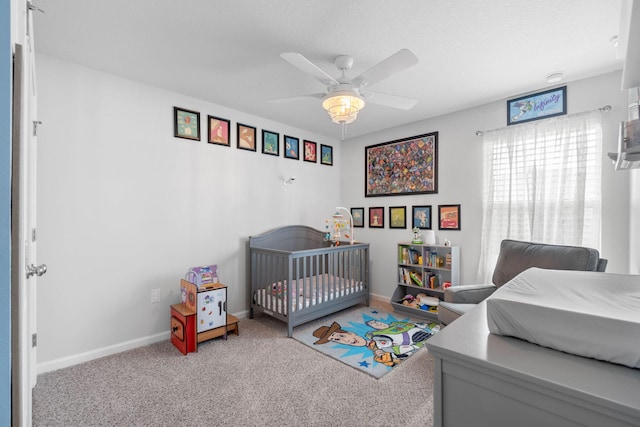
[173,106,333,165]
[350,204,461,230]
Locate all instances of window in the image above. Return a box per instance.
[477,110,603,282]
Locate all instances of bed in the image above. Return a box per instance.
[249,225,370,336]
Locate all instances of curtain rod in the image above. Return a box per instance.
[475,105,612,136]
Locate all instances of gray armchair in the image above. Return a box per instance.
[438,239,608,325]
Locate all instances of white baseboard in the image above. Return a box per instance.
[37,331,170,375]
[36,300,384,375]
[37,309,250,374]
[370,292,391,304]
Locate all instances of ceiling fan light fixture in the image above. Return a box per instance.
[321,91,365,125]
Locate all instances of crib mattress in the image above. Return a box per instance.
[486,268,640,369]
[254,274,363,314]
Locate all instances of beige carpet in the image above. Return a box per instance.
[32,302,435,426]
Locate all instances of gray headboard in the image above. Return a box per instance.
[249,225,330,252]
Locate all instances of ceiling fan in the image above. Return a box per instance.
[271,49,419,126]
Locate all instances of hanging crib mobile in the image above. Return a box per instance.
[324,207,355,246]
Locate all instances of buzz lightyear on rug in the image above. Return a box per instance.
[402,293,439,313]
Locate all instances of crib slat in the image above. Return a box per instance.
[250,226,370,336]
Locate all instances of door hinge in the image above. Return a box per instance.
[27,1,45,14]
[33,120,42,136]
[32,333,37,348]
[32,228,36,242]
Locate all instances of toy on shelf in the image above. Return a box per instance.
[185,264,219,288]
[402,293,438,313]
[324,206,355,246]
[401,294,419,309]
[411,227,423,244]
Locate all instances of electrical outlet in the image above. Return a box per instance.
[151,288,161,303]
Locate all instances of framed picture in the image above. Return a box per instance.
[507,86,567,126]
[262,129,279,156]
[438,204,461,230]
[320,144,333,166]
[207,115,230,146]
[412,205,432,230]
[303,140,317,163]
[365,132,437,197]
[284,135,299,159]
[389,206,406,229]
[351,207,365,228]
[174,107,200,141]
[237,123,257,151]
[368,207,384,228]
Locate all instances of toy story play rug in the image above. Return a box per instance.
[292,306,440,379]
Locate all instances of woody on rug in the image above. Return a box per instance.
[293,306,439,378]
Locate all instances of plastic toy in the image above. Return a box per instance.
[411,227,423,244]
[401,294,419,309]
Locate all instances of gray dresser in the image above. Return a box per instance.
[426,302,640,427]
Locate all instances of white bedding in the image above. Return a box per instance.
[486,268,640,369]
[254,273,363,315]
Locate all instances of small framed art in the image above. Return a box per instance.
[507,86,567,126]
[438,204,461,230]
[320,144,333,166]
[368,207,384,228]
[174,107,200,141]
[351,207,365,228]
[304,140,317,163]
[284,135,300,159]
[237,123,257,151]
[262,129,279,156]
[389,206,406,229]
[208,115,230,146]
[412,205,432,230]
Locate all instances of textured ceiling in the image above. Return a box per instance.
[33,0,625,141]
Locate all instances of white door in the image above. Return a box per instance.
[24,10,41,390]
[13,3,43,424]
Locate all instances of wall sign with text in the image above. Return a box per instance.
[507,86,567,126]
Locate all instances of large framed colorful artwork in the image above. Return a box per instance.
[365,132,438,197]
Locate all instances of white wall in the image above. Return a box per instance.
[341,71,633,298]
[35,54,341,371]
[37,55,635,373]
[631,170,640,274]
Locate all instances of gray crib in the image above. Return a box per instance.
[249,225,370,337]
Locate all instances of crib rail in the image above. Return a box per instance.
[249,229,369,336]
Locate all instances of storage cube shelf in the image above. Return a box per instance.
[392,243,460,322]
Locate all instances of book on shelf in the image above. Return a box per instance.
[409,248,420,264]
[398,267,410,285]
[398,267,429,287]
[409,271,424,287]
[400,247,410,264]
[399,247,421,265]
[424,271,436,289]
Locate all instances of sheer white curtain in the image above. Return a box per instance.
[476,110,603,283]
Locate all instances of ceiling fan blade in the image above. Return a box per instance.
[352,49,419,88]
[361,91,418,110]
[268,93,325,103]
[280,52,339,87]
